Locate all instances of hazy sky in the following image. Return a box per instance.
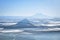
[0,0,60,18]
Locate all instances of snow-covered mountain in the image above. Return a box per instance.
[27,13,51,26]
[29,13,52,19]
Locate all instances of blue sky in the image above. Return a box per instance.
[0,0,60,18]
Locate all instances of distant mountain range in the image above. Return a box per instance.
[0,18,49,29]
[0,13,51,23]
[0,13,60,29]
[0,18,55,29]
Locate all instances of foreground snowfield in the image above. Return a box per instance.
[34,28,60,31]
[0,28,60,40]
[0,28,60,33]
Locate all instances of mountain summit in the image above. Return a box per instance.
[30,13,50,19]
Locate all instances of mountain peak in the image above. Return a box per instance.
[30,13,50,19]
